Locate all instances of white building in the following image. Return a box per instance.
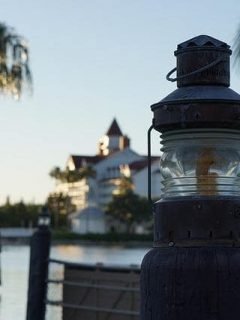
[69,207,106,234]
[51,119,162,232]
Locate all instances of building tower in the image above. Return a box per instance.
[98,118,130,156]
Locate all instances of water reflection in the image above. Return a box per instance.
[0,244,150,320]
[52,244,150,265]
[0,245,30,320]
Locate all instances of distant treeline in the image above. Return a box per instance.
[0,199,42,227]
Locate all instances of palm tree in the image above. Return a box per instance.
[49,165,96,183]
[49,166,62,180]
[117,176,134,195]
[49,165,97,219]
[232,26,240,67]
[0,22,32,99]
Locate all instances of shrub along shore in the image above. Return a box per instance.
[52,230,153,245]
[0,230,153,246]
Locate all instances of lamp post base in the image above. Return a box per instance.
[141,247,240,320]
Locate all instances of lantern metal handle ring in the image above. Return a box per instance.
[166,56,225,82]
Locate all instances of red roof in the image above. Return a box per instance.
[70,155,103,169]
[128,157,159,172]
[106,118,123,136]
[69,154,159,171]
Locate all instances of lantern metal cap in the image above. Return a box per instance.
[151,34,240,132]
[151,85,240,110]
[176,35,231,54]
[166,34,232,87]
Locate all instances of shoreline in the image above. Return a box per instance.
[0,237,152,248]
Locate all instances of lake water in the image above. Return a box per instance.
[0,244,150,320]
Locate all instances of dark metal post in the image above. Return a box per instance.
[26,207,51,320]
[0,231,2,286]
[141,35,240,320]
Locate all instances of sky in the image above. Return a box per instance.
[1,0,240,203]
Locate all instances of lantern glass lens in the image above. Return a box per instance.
[160,129,240,197]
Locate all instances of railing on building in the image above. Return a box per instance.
[46,259,140,320]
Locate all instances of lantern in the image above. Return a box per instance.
[38,206,51,228]
[141,35,240,320]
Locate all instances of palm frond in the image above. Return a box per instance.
[232,25,240,68]
[49,165,96,183]
[0,22,32,99]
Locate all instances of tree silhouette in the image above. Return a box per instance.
[106,176,150,233]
